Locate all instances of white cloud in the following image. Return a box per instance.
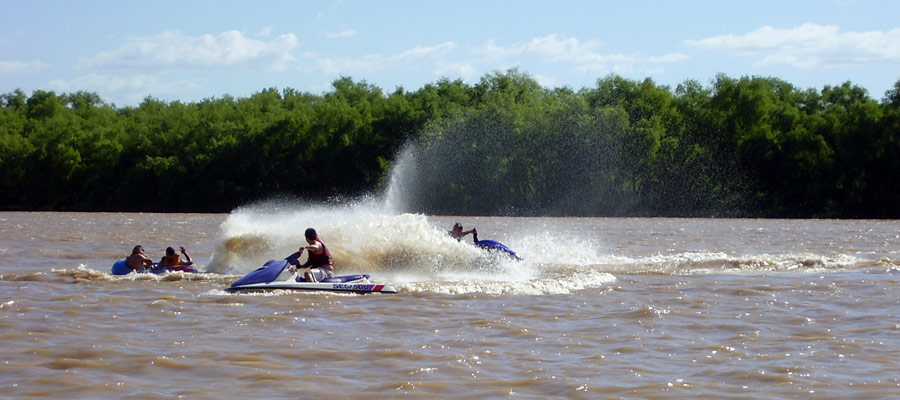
[326,29,357,38]
[532,73,558,88]
[80,30,299,71]
[0,60,49,74]
[650,53,690,63]
[47,73,202,103]
[685,23,900,68]
[473,36,601,63]
[434,62,477,79]
[474,35,688,74]
[255,27,273,38]
[305,42,455,74]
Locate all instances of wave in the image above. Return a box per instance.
[34,254,897,297]
[578,251,892,275]
[48,265,225,283]
[198,202,895,285]
[205,202,531,278]
[27,201,896,296]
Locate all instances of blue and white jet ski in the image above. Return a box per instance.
[226,258,397,294]
[475,239,524,260]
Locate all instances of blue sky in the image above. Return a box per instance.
[2,0,899,106]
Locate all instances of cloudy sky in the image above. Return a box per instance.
[2,0,899,106]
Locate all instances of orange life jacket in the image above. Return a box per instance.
[160,254,181,268]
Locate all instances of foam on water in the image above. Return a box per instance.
[570,250,870,275]
[205,200,536,282]
[200,194,627,294]
[398,268,617,295]
[201,196,880,296]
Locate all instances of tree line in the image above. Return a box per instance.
[1,70,899,217]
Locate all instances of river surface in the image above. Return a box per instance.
[2,209,900,399]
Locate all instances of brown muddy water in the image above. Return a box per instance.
[2,210,900,399]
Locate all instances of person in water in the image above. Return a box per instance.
[158,246,194,272]
[449,223,522,260]
[124,245,154,272]
[294,227,334,282]
[450,222,479,243]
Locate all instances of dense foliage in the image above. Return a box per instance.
[2,71,899,217]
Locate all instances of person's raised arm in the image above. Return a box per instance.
[180,246,193,265]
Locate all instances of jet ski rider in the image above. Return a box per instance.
[292,227,334,282]
[450,222,479,243]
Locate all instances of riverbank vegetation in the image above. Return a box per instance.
[2,70,899,217]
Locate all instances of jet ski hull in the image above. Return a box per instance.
[226,279,397,293]
[475,239,523,260]
[227,258,397,293]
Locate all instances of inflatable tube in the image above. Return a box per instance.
[166,265,198,273]
[112,259,195,275]
[111,258,131,275]
[149,265,168,274]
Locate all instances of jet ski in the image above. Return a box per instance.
[226,258,397,294]
[475,239,523,260]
